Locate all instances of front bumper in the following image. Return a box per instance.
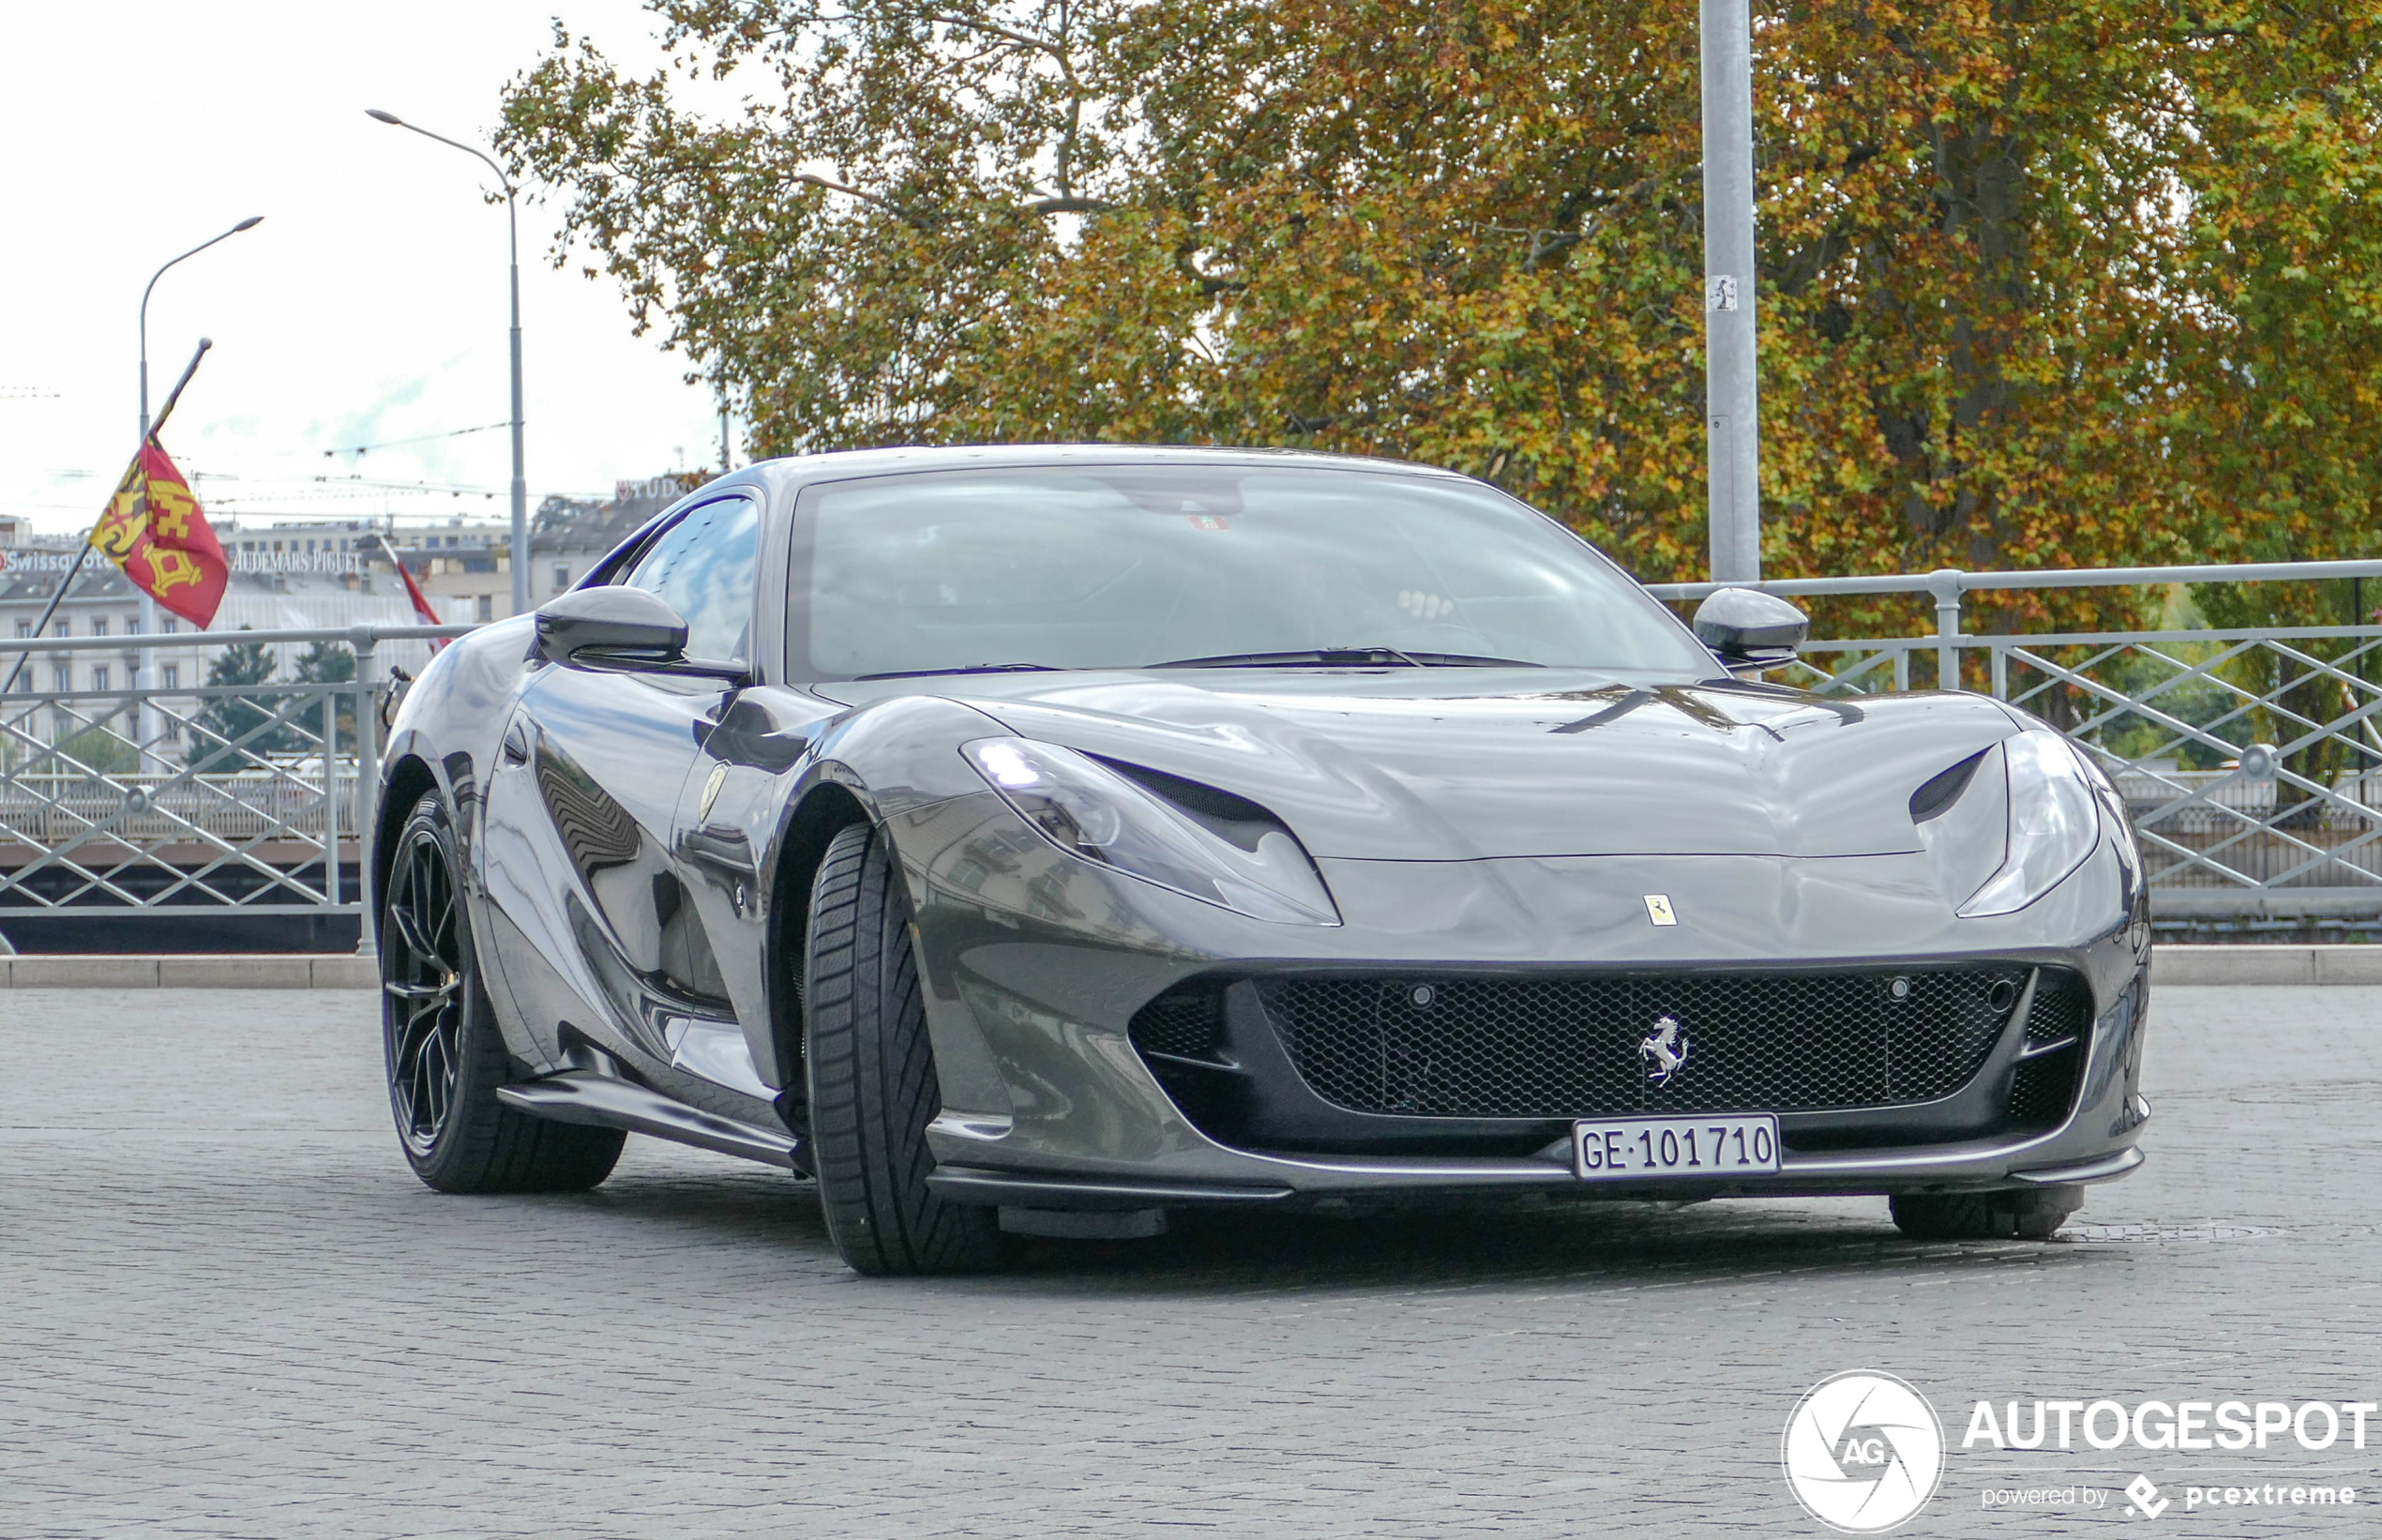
[901,792,2153,1211]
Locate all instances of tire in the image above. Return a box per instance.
[803,823,1011,1276]
[382,791,625,1194]
[1890,1185,2084,1242]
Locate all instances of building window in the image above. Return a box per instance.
[92,618,107,637]
[554,563,570,591]
[164,619,178,634]
[127,616,143,634]
[53,668,69,692]
[14,622,27,639]
[162,664,179,689]
[91,665,109,690]
[54,620,68,639]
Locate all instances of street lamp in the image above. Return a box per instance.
[139,216,264,769]
[141,218,262,439]
[367,108,529,616]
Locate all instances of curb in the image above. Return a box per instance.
[2150,944,2382,987]
[0,955,377,989]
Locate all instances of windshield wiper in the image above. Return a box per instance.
[1149,648,1546,670]
[853,663,1070,680]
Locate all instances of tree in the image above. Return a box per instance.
[293,640,357,749]
[499,1,2382,636]
[191,633,292,770]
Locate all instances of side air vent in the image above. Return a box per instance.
[2008,969,2094,1127]
[1128,987,1228,1064]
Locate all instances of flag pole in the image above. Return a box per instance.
[3,339,213,694]
[144,338,214,444]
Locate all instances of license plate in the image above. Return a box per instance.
[1573,1113,1780,1181]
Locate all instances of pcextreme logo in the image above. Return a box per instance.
[1782,1371,1945,1533]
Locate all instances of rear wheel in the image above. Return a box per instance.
[803,822,1010,1276]
[1890,1185,2083,1241]
[382,791,625,1193]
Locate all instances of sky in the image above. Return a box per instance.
[0,2,731,539]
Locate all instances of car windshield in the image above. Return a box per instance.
[791,464,1716,680]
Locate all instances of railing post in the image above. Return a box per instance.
[1990,642,2008,700]
[324,674,339,913]
[352,626,380,958]
[1929,568,1965,691]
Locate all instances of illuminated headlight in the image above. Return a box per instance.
[961,737,1340,925]
[1958,732,2105,917]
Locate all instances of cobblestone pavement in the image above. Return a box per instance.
[3,986,2377,1538]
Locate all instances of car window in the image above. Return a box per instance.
[789,466,1714,680]
[623,496,761,663]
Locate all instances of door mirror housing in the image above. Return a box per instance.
[533,587,748,681]
[1692,587,1809,673]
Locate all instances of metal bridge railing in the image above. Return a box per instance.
[1646,560,2382,916]
[10,561,2382,931]
[0,624,469,938]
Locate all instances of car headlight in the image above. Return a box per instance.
[961,737,1340,925]
[1957,731,2104,917]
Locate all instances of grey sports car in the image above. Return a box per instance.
[374,445,2151,1275]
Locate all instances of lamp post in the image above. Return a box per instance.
[1700,0,1760,583]
[367,108,529,616]
[140,217,264,768]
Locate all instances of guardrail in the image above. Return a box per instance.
[1651,560,2382,921]
[0,624,470,945]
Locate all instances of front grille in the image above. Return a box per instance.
[1255,968,2051,1119]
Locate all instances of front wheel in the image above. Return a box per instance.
[803,822,1011,1276]
[1890,1185,2083,1242]
[381,791,625,1194]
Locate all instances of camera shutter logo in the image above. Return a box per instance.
[1781,1371,1944,1532]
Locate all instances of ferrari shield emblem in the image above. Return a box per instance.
[1643,894,1678,927]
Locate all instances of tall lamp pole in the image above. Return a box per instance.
[1700,0,1760,583]
[140,217,264,768]
[367,108,529,616]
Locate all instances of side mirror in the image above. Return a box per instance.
[535,586,699,671]
[1692,587,1808,672]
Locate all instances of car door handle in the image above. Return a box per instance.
[500,717,530,766]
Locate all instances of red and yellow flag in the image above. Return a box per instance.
[90,441,228,627]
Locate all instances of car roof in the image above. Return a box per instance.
[745,442,1479,497]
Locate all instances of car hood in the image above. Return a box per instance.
[813,669,2020,861]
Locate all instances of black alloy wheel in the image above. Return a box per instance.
[380,791,625,1193]
[384,809,464,1156]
